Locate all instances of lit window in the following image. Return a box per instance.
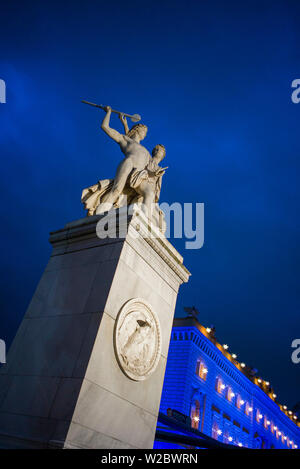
[215,377,224,394]
[196,359,208,380]
[226,386,235,402]
[256,410,263,423]
[236,395,245,409]
[245,402,253,416]
[212,422,220,440]
[190,399,200,430]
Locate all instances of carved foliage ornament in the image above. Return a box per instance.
[114,298,162,381]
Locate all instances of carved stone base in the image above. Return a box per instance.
[0,208,189,449]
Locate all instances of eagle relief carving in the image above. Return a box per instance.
[114,298,162,381]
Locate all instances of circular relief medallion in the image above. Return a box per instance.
[114,298,162,381]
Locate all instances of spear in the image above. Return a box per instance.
[81,100,141,122]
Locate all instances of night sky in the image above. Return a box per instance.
[1,1,300,408]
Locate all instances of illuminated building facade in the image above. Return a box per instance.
[156,312,300,449]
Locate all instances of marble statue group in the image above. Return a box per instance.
[81,105,167,232]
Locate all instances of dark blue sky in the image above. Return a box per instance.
[1,0,300,407]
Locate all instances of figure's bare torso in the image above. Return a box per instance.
[120,136,151,170]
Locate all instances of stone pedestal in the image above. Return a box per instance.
[0,208,190,449]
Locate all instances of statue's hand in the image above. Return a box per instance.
[119,113,129,134]
[103,105,111,112]
[119,113,127,124]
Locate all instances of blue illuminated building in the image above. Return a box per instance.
[155,309,300,449]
